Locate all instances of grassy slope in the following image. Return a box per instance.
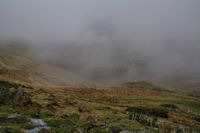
[164,79,200,97]
[30,86,200,132]
[0,81,200,132]
[0,51,100,87]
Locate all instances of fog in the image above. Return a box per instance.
[0,1,200,85]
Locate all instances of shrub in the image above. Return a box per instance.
[126,106,168,118]
[161,104,179,109]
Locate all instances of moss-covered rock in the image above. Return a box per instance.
[0,81,32,106]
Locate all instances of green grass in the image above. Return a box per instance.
[122,81,169,91]
[0,78,200,132]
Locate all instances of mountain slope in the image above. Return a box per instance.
[0,44,200,132]
[0,48,100,87]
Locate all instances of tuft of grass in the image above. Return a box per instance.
[31,112,54,119]
[94,106,110,110]
[46,119,74,128]
[67,113,80,123]
[20,123,34,130]
[0,126,23,133]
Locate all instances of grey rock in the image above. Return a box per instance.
[22,118,51,133]
[65,113,69,117]
[134,131,145,133]
[120,130,132,133]
[21,112,25,115]
[22,127,50,133]
[8,115,16,119]
[95,114,99,118]
[178,126,183,129]
[30,118,46,127]
[100,125,106,129]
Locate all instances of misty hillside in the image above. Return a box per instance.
[0,1,200,132]
[1,42,200,96]
[0,45,100,87]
